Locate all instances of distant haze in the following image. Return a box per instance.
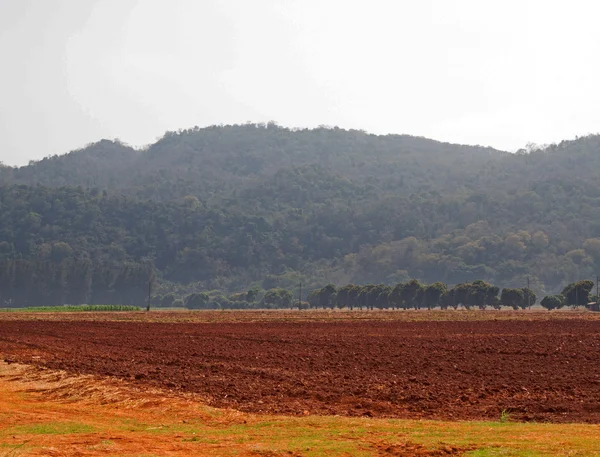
[1,0,599,165]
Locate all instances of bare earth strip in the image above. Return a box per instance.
[1,312,599,423]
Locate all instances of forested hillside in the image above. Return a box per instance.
[1,124,600,306]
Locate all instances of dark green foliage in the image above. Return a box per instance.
[336,284,356,309]
[261,288,293,309]
[453,283,473,309]
[246,287,260,303]
[466,280,499,310]
[0,258,149,308]
[522,288,537,308]
[540,294,564,310]
[1,125,600,302]
[356,285,375,310]
[400,280,425,310]
[374,285,392,310]
[389,283,405,310]
[561,280,595,307]
[423,283,447,310]
[336,284,358,309]
[0,304,140,312]
[499,287,534,309]
[307,284,337,309]
[500,288,525,310]
[185,292,210,309]
[161,293,176,307]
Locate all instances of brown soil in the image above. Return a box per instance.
[1,318,599,422]
[375,442,473,456]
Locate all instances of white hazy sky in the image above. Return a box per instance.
[1,0,599,165]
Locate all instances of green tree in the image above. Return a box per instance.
[389,283,405,310]
[261,288,293,308]
[400,279,424,310]
[500,288,524,310]
[453,283,473,309]
[561,280,594,307]
[540,294,564,310]
[423,282,446,309]
[318,284,337,309]
[185,292,210,309]
[161,293,176,307]
[521,288,537,308]
[336,284,358,309]
[247,287,260,303]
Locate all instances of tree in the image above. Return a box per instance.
[161,293,176,307]
[357,285,376,310]
[337,284,358,309]
[185,292,210,309]
[307,289,319,309]
[246,287,260,303]
[371,284,391,309]
[541,294,564,310]
[500,288,524,310]
[400,279,424,310]
[319,284,337,309]
[423,282,446,309]
[453,283,472,309]
[561,280,594,307]
[466,280,499,309]
[261,288,293,308]
[521,288,537,309]
[439,289,453,310]
[389,283,405,310]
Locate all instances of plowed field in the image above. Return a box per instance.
[1,317,600,422]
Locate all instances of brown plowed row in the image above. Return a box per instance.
[1,319,599,422]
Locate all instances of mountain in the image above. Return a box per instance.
[3,124,506,199]
[0,124,599,305]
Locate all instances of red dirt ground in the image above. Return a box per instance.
[1,317,599,422]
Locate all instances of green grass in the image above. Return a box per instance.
[0,304,140,312]
[1,441,30,457]
[2,422,95,436]
[110,413,600,457]
[3,411,599,456]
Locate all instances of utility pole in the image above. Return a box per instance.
[452,286,456,310]
[527,276,531,309]
[145,259,155,312]
[298,282,302,310]
[146,278,152,312]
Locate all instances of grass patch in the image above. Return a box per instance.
[499,409,513,423]
[112,414,600,457]
[3,422,95,436]
[0,305,140,312]
[1,441,30,457]
[467,449,544,457]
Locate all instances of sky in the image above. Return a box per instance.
[1,0,599,166]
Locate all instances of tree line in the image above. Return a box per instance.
[147,279,597,311]
[1,253,596,310]
[0,258,150,307]
[305,280,597,311]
